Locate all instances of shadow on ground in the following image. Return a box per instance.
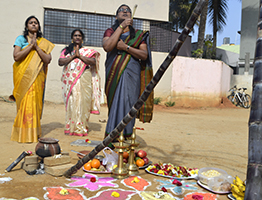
[41,122,64,136]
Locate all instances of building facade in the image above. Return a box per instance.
[1,0,189,103]
[238,0,259,74]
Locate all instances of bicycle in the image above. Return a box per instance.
[227,85,251,108]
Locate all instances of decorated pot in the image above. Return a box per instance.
[35,138,61,158]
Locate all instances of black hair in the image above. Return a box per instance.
[111,4,135,40]
[63,29,85,56]
[23,15,42,39]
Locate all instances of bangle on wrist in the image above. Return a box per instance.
[119,24,124,30]
[126,45,130,51]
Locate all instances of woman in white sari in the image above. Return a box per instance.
[58,29,100,136]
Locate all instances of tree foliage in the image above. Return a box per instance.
[169,0,198,31]
[169,0,231,57]
[208,0,229,55]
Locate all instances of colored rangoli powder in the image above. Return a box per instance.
[123,176,150,191]
[183,192,217,200]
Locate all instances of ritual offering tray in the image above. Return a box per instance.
[227,194,236,200]
[82,158,112,174]
[197,180,231,194]
[198,167,228,185]
[145,163,198,179]
[197,167,232,194]
[80,152,113,174]
[139,161,152,169]
[82,167,112,174]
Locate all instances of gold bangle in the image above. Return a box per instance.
[119,24,124,30]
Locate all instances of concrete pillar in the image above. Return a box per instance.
[244,52,250,75]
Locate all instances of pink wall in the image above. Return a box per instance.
[171,56,233,107]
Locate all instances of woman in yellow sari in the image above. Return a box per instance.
[11,16,55,143]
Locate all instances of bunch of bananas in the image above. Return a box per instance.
[231,176,245,200]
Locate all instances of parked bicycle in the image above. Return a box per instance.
[227,85,251,108]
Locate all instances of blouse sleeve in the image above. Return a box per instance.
[14,35,25,48]
[103,28,114,38]
[59,49,66,58]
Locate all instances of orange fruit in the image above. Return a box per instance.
[134,156,141,161]
[91,158,101,169]
[136,159,145,167]
[123,151,129,159]
[83,161,92,171]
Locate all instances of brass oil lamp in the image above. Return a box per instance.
[126,127,140,175]
[112,131,129,179]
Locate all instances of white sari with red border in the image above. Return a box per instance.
[61,47,100,136]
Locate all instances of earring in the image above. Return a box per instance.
[71,39,73,43]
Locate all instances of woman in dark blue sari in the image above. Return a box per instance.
[103,4,153,147]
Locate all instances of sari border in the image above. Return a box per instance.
[65,65,86,109]
[15,38,54,111]
[64,50,98,110]
[105,30,147,109]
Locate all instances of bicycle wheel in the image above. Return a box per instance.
[242,94,251,108]
[227,94,239,106]
[227,95,233,102]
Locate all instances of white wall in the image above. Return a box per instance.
[231,74,253,95]
[42,0,169,22]
[221,61,234,97]
[0,1,45,96]
[171,57,233,107]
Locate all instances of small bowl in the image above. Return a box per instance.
[198,167,228,185]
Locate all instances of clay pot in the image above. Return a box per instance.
[35,138,61,158]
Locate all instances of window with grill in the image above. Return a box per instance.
[43,9,172,52]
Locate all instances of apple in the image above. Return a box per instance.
[142,157,149,165]
[123,158,128,163]
[137,150,147,158]
[134,150,138,157]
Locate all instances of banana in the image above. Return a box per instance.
[235,176,244,185]
[232,190,244,200]
[238,184,245,193]
[231,176,245,200]
[235,176,246,193]
[236,196,244,200]
[231,184,245,197]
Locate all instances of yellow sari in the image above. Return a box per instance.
[11,37,54,143]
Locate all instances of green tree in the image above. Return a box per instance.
[208,0,229,58]
[170,0,239,59]
[196,0,208,58]
[169,0,197,31]
[170,0,228,57]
